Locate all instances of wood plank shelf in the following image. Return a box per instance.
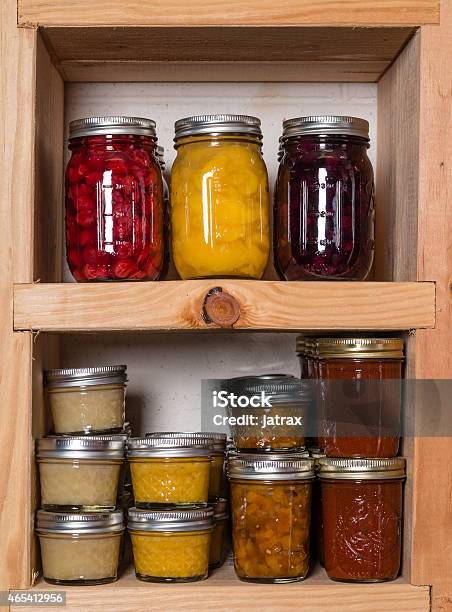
[18,565,430,612]
[13,281,435,332]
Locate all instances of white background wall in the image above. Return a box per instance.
[62,82,377,435]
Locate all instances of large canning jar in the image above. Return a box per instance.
[128,507,213,583]
[319,457,406,582]
[228,454,314,583]
[275,116,375,280]
[316,338,404,458]
[65,116,164,282]
[170,114,270,279]
[37,436,125,512]
[224,374,310,452]
[45,366,127,435]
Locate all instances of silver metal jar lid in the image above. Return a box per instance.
[45,365,128,389]
[282,115,369,140]
[145,431,227,453]
[69,116,156,139]
[224,374,311,405]
[127,507,214,532]
[228,453,315,481]
[156,145,164,159]
[36,435,125,460]
[318,457,406,480]
[127,436,211,458]
[36,510,124,534]
[174,114,262,139]
[316,337,404,359]
[212,498,229,520]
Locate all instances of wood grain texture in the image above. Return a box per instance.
[18,0,439,27]
[0,0,36,593]
[409,0,452,598]
[13,281,435,332]
[18,565,429,611]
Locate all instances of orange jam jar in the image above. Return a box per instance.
[228,453,314,583]
[127,435,211,508]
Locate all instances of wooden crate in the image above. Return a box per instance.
[1,0,451,609]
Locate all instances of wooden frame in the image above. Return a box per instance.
[1,0,451,608]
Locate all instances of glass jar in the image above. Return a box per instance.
[209,498,229,569]
[37,436,125,512]
[127,436,211,508]
[146,432,227,501]
[170,114,270,279]
[316,338,404,458]
[45,366,127,435]
[275,116,375,280]
[128,507,213,582]
[310,449,326,566]
[224,374,310,451]
[65,116,164,282]
[228,454,314,583]
[36,510,124,585]
[319,457,406,582]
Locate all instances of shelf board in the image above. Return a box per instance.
[19,0,439,27]
[13,281,435,332]
[40,26,416,83]
[19,564,429,611]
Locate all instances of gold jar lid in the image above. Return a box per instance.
[318,457,406,480]
[316,337,404,359]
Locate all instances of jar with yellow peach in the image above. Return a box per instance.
[228,453,314,583]
[128,507,213,582]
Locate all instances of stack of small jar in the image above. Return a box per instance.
[223,375,315,583]
[125,432,229,583]
[35,366,129,586]
[297,336,407,582]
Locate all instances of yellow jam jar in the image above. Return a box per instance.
[36,510,124,585]
[37,436,125,512]
[45,366,127,434]
[127,436,211,508]
[170,114,270,279]
[209,498,229,569]
[128,507,213,582]
[146,432,227,501]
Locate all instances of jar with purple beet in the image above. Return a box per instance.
[274,116,375,281]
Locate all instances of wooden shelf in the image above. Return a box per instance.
[13,281,435,332]
[19,564,429,611]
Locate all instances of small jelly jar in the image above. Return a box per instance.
[45,366,127,435]
[209,498,229,569]
[36,510,124,585]
[171,114,270,279]
[128,507,213,583]
[37,436,125,512]
[127,436,211,508]
[228,453,314,583]
[316,338,404,458]
[224,374,310,452]
[275,116,375,280]
[65,116,165,282]
[319,457,406,582]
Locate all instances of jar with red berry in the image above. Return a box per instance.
[65,116,165,282]
[274,116,375,281]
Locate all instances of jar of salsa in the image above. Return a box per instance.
[319,457,406,582]
[275,116,374,280]
[171,114,270,279]
[65,116,165,282]
[228,453,314,583]
[316,338,404,458]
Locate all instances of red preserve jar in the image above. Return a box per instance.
[316,338,404,458]
[65,116,164,282]
[275,116,375,280]
[319,457,405,582]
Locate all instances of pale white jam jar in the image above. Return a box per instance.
[36,510,124,585]
[37,436,125,512]
[45,366,127,434]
